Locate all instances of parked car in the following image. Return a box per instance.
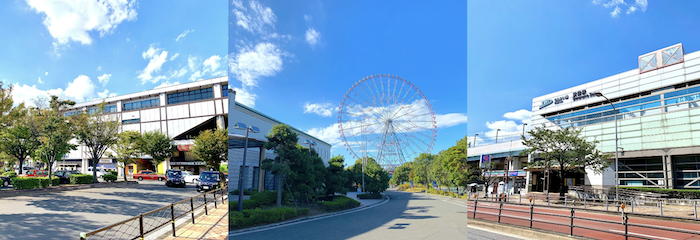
[196,171,224,192]
[0,176,11,187]
[182,171,199,183]
[20,169,49,177]
[87,167,107,178]
[14,166,35,174]
[53,170,81,184]
[165,169,186,188]
[133,170,166,181]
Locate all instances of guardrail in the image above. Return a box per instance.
[467,192,699,219]
[467,195,700,240]
[79,183,228,240]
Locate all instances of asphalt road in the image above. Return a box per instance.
[0,180,200,240]
[231,190,519,240]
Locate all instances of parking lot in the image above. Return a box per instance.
[0,179,203,240]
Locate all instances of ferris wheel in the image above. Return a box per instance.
[338,74,436,171]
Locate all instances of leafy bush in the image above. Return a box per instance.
[37,177,60,188]
[103,174,117,182]
[250,191,289,205]
[70,174,94,184]
[231,189,258,195]
[320,195,360,212]
[230,207,309,229]
[11,177,41,190]
[2,171,17,178]
[358,193,382,199]
[0,178,3,187]
[622,187,700,199]
[398,183,411,191]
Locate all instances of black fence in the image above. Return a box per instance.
[80,183,228,240]
[468,197,700,240]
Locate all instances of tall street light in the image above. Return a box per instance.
[234,122,260,212]
[304,139,316,157]
[522,123,528,137]
[495,129,501,143]
[473,134,479,147]
[595,92,620,201]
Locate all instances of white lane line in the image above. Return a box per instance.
[229,194,391,236]
[467,225,531,240]
[608,229,677,240]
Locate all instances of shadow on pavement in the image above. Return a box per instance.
[101,191,190,203]
[0,213,103,240]
[27,194,165,215]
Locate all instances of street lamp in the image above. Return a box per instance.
[473,134,479,147]
[495,129,501,143]
[595,92,620,202]
[304,139,316,157]
[234,122,260,212]
[522,123,528,137]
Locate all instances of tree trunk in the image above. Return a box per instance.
[276,174,282,207]
[18,159,24,175]
[123,165,128,182]
[93,159,98,183]
[559,169,567,197]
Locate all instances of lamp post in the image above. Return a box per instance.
[304,139,316,157]
[595,92,619,201]
[234,122,259,212]
[473,134,479,147]
[522,123,528,137]
[495,129,501,143]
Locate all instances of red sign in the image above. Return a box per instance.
[177,145,193,151]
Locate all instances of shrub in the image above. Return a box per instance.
[230,199,264,210]
[397,183,411,191]
[103,174,117,182]
[249,191,289,205]
[11,177,41,190]
[0,178,3,187]
[37,177,60,188]
[70,174,94,184]
[2,171,17,178]
[230,207,307,229]
[296,208,309,216]
[320,195,360,212]
[358,193,382,199]
[231,189,258,195]
[106,170,118,175]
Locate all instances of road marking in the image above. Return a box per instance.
[229,193,391,236]
[467,225,530,239]
[608,230,677,240]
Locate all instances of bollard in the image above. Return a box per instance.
[190,198,195,224]
[565,195,568,207]
[529,204,534,229]
[473,199,478,218]
[214,191,217,209]
[695,201,698,219]
[584,197,587,209]
[498,203,503,223]
[623,213,629,240]
[139,213,144,240]
[547,195,550,206]
[660,199,663,216]
[170,205,176,237]
[631,199,634,213]
[570,208,575,236]
[606,198,609,211]
[519,195,522,204]
[204,193,208,215]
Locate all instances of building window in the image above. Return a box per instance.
[222,84,229,97]
[122,118,140,124]
[639,53,657,72]
[662,46,683,66]
[167,87,213,105]
[87,105,116,114]
[64,111,75,117]
[123,99,159,111]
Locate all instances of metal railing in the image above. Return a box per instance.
[467,195,700,240]
[80,183,228,240]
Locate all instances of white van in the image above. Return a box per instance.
[87,167,107,178]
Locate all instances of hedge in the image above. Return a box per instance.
[2,172,17,178]
[230,207,309,229]
[38,177,60,188]
[358,193,382,199]
[103,174,117,182]
[11,177,41,190]
[231,189,258,195]
[622,187,700,199]
[70,174,94,184]
[320,196,360,212]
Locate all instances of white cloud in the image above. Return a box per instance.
[231,87,257,107]
[503,109,531,122]
[97,66,102,71]
[611,6,621,17]
[154,80,180,89]
[305,28,320,47]
[97,89,110,98]
[45,72,48,76]
[126,38,130,41]
[25,0,137,51]
[137,44,169,84]
[38,77,44,84]
[187,55,226,81]
[635,0,648,11]
[602,0,625,8]
[170,53,179,61]
[10,83,64,107]
[97,73,111,87]
[228,42,284,88]
[64,75,97,101]
[626,5,637,14]
[303,102,335,117]
[168,67,188,79]
[304,15,311,22]
[307,123,343,149]
[435,113,468,128]
[175,29,194,41]
[480,109,533,142]
[232,0,277,36]
[203,55,224,75]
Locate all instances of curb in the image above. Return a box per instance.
[467,218,593,240]
[229,193,390,235]
[0,181,138,198]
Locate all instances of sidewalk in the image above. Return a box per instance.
[346,191,385,206]
[158,201,229,240]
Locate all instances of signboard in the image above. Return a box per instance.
[480,155,491,169]
[177,145,194,151]
[170,161,205,166]
[410,181,413,187]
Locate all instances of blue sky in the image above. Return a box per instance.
[0,1,226,105]
[228,0,467,165]
[467,0,700,145]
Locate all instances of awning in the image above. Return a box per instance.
[228,133,267,149]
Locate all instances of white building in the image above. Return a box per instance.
[470,43,700,193]
[61,76,229,175]
[228,89,332,192]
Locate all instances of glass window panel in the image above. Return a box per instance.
[666,57,680,65]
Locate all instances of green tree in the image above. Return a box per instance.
[74,102,121,182]
[325,155,349,196]
[34,96,78,186]
[261,124,301,207]
[521,124,612,196]
[442,136,471,193]
[348,158,389,194]
[193,128,228,171]
[412,153,435,189]
[140,130,175,172]
[0,82,13,129]
[389,162,412,186]
[0,104,42,175]
[431,153,450,191]
[286,145,327,205]
[108,131,141,182]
